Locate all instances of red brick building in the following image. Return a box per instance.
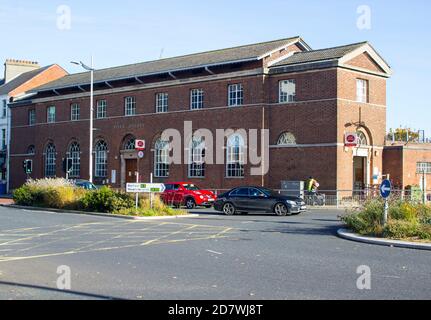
[0,61,68,192]
[383,143,431,190]
[9,37,395,191]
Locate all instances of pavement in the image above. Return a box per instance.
[0,205,430,300]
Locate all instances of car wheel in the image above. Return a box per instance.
[223,203,236,216]
[274,203,288,216]
[185,198,196,210]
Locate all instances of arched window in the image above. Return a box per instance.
[357,131,368,146]
[123,136,136,151]
[188,137,205,178]
[45,143,56,177]
[68,142,81,178]
[226,134,245,177]
[27,145,35,155]
[154,138,169,177]
[95,140,108,178]
[277,132,296,146]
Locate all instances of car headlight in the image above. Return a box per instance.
[200,195,204,200]
[286,200,296,205]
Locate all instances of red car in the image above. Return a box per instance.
[161,182,217,209]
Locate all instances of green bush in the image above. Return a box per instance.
[42,187,76,209]
[80,186,134,213]
[13,185,34,206]
[341,200,385,236]
[116,195,187,217]
[389,201,418,223]
[12,178,185,217]
[342,200,431,241]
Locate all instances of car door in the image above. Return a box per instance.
[228,188,250,210]
[161,184,173,203]
[172,184,183,206]
[248,188,271,212]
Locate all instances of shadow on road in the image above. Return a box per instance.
[0,281,125,300]
[239,224,341,237]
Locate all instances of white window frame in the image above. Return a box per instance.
[123,137,136,150]
[29,109,36,126]
[156,93,168,113]
[188,137,205,178]
[190,89,204,110]
[279,80,296,103]
[47,106,56,123]
[45,143,56,177]
[1,129,6,150]
[228,84,244,107]
[277,132,296,146]
[417,162,431,174]
[154,139,170,177]
[124,96,136,116]
[95,140,108,178]
[226,134,245,178]
[2,100,7,118]
[356,79,368,103]
[68,142,81,178]
[71,103,80,121]
[96,100,107,119]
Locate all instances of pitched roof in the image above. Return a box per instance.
[34,36,305,92]
[0,65,53,96]
[271,42,368,67]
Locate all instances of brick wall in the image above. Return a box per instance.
[9,52,391,192]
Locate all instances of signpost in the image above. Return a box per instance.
[127,182,166,212]
[126,183,166,193]
[380,179,392,225]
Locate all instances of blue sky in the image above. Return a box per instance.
[1,0,430,135]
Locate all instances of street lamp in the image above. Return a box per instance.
[71,57,95,183]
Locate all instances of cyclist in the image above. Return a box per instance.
[306,176,319,195]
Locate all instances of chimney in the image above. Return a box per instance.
[3,59,40,83]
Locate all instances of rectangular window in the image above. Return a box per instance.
[190,89,204,110]
[417,162,431,174]
[96,100,107,119]
[279,80,296,103]
[124,96,136,116]
[228,84,244,106]
[356,79,368,103]
[188,141,205,178]
[1,129,6,150]
[95,150,108,177]
[2,100,7,118]
[47,106,56,123]
[70,103,80,121]
[28,109,36,126]
[156,93,168,113]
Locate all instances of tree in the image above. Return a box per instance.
[387,127,420,142]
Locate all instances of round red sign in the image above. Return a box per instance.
[346,135,356,143]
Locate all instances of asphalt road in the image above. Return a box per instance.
[0,206,430,300]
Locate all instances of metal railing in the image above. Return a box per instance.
[207,188,431,208]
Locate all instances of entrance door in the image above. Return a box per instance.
[353,157,365,190]
[125,159,138,183]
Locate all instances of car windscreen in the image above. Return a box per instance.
[182,184,200,191]
[259,187,279,197]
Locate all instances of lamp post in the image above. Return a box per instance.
[71,57,94,183]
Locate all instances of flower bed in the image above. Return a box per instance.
[341,199,431,242]
[13,178,187,217]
